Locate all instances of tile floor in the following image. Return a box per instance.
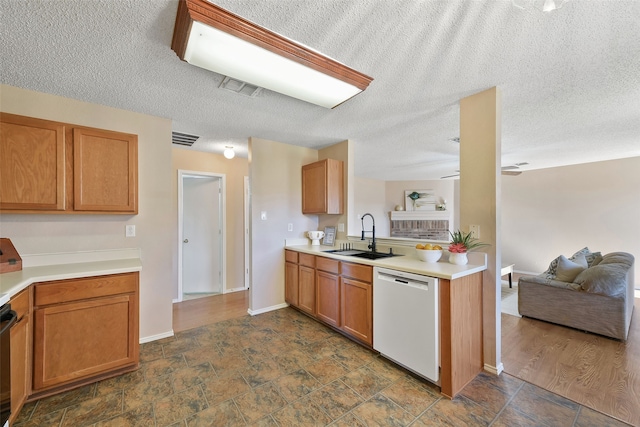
[14,307,630,426]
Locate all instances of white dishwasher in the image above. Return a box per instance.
[373,267,439,383]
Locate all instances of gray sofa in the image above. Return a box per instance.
[518,251,635,340]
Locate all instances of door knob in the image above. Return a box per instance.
[183,239,189,243]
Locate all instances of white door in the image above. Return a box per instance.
[182,175,222,295]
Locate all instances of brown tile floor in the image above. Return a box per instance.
[14,308,632,426]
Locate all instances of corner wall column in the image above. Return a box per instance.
[459,87,502,374]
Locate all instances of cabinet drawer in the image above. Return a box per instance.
[285,250,298,263]
[299,253,315,268]
[34,272,138,306]
[10,287,30,320]
[341,262,372,283]
[316,257,339,274]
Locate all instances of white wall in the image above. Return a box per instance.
[248,137,318,313]
[0,84,175,340]
[502,156,640,286]
[353,177,388,237]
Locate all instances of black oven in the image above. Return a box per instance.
[1,302,17,426]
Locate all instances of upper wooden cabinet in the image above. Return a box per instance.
[73,128,137,212]
[302,158,343,214]
[0,114,66,211]
[0,113,138,214]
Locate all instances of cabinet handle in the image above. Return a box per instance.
[183,239,189,243]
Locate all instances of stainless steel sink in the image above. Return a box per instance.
[323,249,400,259]
[323,249,368,256]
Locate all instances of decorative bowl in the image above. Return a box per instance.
[415,249,443,263]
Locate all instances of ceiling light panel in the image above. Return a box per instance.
[171,0,373,109]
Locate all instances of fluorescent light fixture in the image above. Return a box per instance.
[171,0,373,108]
[223,146,235,159]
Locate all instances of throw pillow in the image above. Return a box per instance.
[544,255,561,276]
[555,254,587,282]
[570,247,602,267]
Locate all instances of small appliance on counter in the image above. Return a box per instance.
[0,238,22,274]
[307,230,325,245]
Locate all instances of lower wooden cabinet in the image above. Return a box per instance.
[284,251,373,347]
[284,261,299,306]
[32,272,139,394]
[316,270,340,327]
[340,277,373,346]
[9,288,31,425]
[298,266,316,315]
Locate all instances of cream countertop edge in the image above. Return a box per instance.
[284,244,487,280]
[0,249,142,303]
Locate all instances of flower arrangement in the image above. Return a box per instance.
[448,230,489,253]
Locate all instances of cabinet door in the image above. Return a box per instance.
[0,113,65,210]
[298,265,316,315]
[316,270,340,327]
[285,261,299,307]
[73,127,137,213]
[301,159,344,214]
[10,314,29,424]
[341,277,373,346]
[33,294,138,391]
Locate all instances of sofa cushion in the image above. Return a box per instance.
[543,247,601,278]
[574,252,634,297]
[555,254,587,282]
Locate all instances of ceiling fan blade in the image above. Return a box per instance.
[440,173,460,179]
[502,171,522,176]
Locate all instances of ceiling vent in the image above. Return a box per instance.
[219,76,263,98]
[172,131,199,146]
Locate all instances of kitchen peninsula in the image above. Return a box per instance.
[284,242,486,398]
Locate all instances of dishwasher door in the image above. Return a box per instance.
[373,267,439,383]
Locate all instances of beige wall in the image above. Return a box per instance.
[171,147,249,298]
[460,87,502,374]
[0,84,175,341]
[248,137,318,312]
[319,140,350,240]
[502,156,640,286]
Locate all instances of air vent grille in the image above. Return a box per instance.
[220,76,262,97]
[172,131,199,146]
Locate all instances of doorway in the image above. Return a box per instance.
[178,170,226,302]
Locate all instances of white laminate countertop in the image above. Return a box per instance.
[284,244,487,280]
[0,249,142,305]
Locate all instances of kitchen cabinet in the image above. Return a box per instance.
[9,288,31,425]
[73,127,137,213]
[284,250,299,306]
[283,251,373,347]
[315,257,340,327]
[301,158,344,214]
[340,262,373,346]
[0,113,138,214]
[0,113,66,211]
[32,272,139,395]
[297,253,316,315]
[439,272,483,398]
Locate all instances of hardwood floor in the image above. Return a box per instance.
[173,290,249,333]
[502,280,640,426]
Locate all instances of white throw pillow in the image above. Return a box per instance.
[555,254,587,282]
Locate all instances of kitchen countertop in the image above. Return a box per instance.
[0,249,142,305]
[284,244,487,280]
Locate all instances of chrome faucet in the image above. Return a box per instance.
[360,213,376,253]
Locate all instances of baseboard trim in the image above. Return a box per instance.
[484,362,504,376]
[248,303,289,316]
[225,286,249,294]
[140,330,174,344]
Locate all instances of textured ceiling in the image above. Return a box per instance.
[1,0,639,180]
